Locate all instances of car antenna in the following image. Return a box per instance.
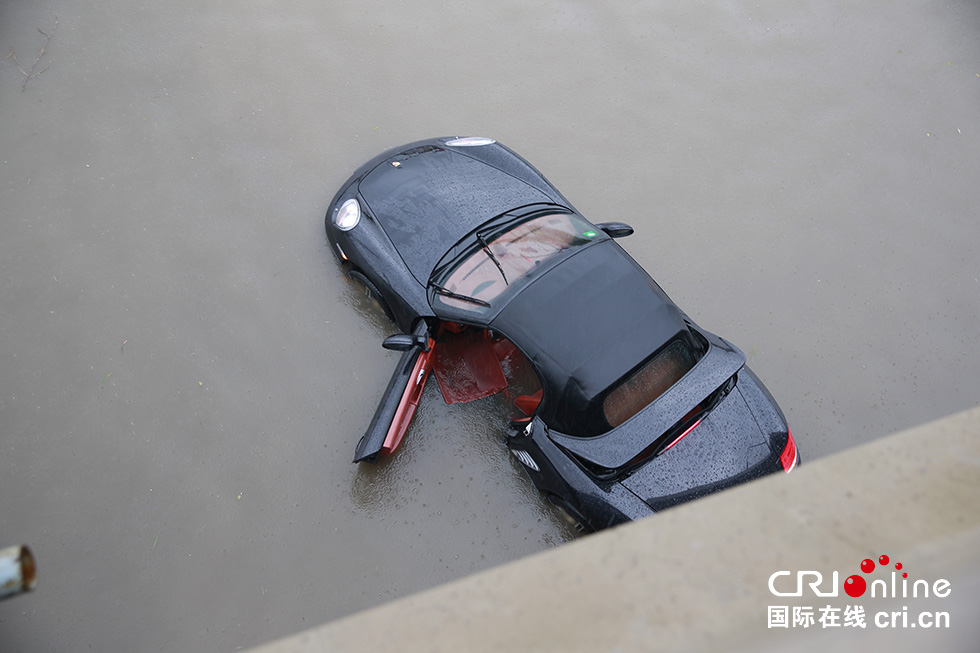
[476,232,508,285]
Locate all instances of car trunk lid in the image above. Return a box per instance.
[547,334,747,469]
[619,388,773,511]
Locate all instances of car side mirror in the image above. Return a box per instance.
[595,222,634,238]
[382,334,428,351]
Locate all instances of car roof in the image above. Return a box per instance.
[490,239,690,435]
[357,144,552,283]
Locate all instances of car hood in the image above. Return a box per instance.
[357,143,553,283]
[617,386,774,511]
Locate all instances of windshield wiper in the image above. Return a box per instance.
[430,282,491,308]
[476,231,508,285]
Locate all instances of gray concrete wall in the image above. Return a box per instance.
[249,407,980,652]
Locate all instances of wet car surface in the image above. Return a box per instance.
[326,137,798,531]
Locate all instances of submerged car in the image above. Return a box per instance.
[325,136,798,532]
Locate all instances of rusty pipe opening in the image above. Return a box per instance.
[1,545,37,600]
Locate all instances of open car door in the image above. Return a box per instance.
[353,321,435,463]
[353,322,543,463]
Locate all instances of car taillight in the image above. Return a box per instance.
[662,417,702,454]
[780,428,798,473]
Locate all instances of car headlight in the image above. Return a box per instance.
[334,198,361,231]
[445,136,496,147]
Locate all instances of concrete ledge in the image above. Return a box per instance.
[250,407,980,652]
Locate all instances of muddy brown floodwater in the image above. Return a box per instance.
[2,1,979,650]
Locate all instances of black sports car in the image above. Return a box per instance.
[325,136,798,532]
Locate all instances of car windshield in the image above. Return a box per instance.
[431,212,600,311]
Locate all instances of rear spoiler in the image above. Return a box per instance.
[548,335,746,469]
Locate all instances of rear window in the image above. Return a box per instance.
[603,338,698,428]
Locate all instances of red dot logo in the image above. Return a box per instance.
[844,574,867,598]
[848,554,904,598]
